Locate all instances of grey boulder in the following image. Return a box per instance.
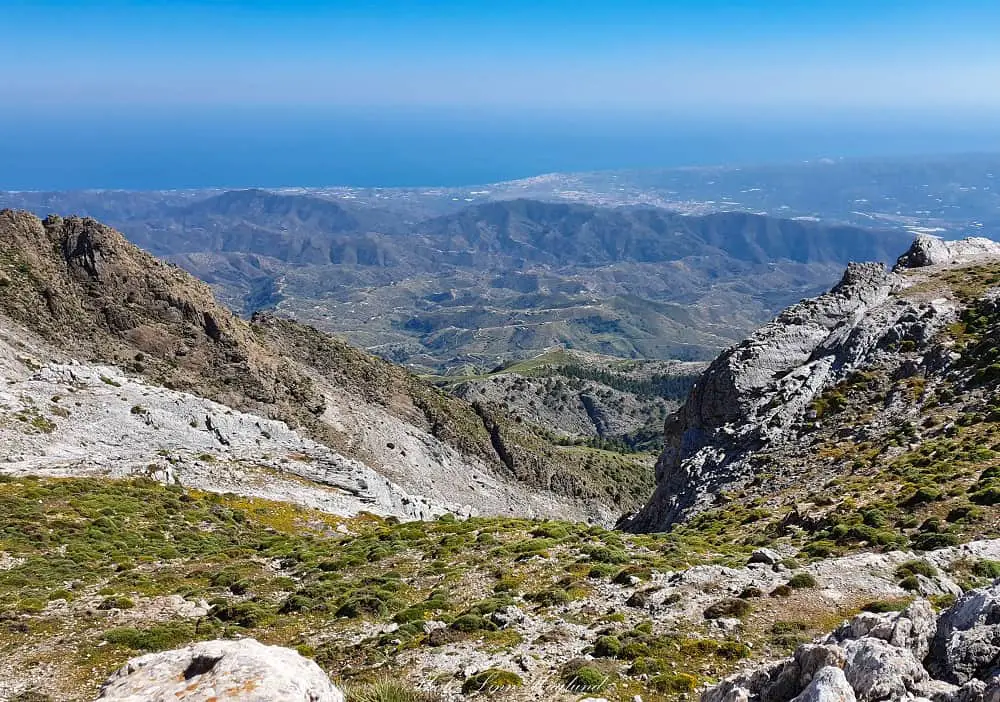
[829,599,937,660]
[790,667,857,702]
[96,638,344,702]
[841,637,928,701]
[931,583,1000,684]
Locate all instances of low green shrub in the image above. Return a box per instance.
[703,598,751,619]
[592,635,622,658]
[461,669,522,694]
[787,572,818,589]
[649,672,698,693]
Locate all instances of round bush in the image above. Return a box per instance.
[703,598,752,619]
[787,572,818,589]
[461,669,522,694]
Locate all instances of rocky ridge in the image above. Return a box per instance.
[627,234,1000,531]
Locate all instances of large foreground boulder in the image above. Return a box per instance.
[930,583,1000,684]
[96,638,344,702]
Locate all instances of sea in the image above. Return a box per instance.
[2,106,999,190]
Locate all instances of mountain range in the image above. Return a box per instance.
[0,209,667,524]
[5,204,1000,701]
[0,187,916,373]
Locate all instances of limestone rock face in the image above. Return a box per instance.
[828,599,938,661]
[930,583,1000,684]
[626,261,916,530]
[96,638,344,702]
[841,637,927,701]
[627,233,1000,532]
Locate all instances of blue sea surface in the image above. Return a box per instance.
[2,107,999,190]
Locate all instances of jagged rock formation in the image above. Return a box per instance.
[703,580,1000,702]
[97,638,344,701]
[626,235,1000,532]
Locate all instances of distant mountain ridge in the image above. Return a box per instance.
[0,189,916,373]
[413,199,912,268]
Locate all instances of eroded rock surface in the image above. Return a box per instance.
[894,234,1000,270]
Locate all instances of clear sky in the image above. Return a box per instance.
[5,0,1000,113]
[2,1,1000,189]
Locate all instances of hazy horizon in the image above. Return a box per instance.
[4,0,1000,189]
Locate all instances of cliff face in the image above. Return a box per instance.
[626,235,1000,532]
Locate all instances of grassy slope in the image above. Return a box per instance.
[5,473,1000,701]
[0,476,809,701]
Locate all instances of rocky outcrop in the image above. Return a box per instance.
[625,262,908,530]
[96,638,344,701]
[704,584,1000,702]
[929,582,1000,684]
[626,236,1000,532]
[894,234,1000,270]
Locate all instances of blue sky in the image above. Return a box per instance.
[3,1,1000,189]
[5,0,1000,113]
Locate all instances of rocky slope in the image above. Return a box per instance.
[446,349,704,450]
[626,234,1000,532]
[0,209,648,522]
[8,470,1000,702]
[0,321,441,521]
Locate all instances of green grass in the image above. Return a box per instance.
[1,450,996,702]
[0,475,762,701]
